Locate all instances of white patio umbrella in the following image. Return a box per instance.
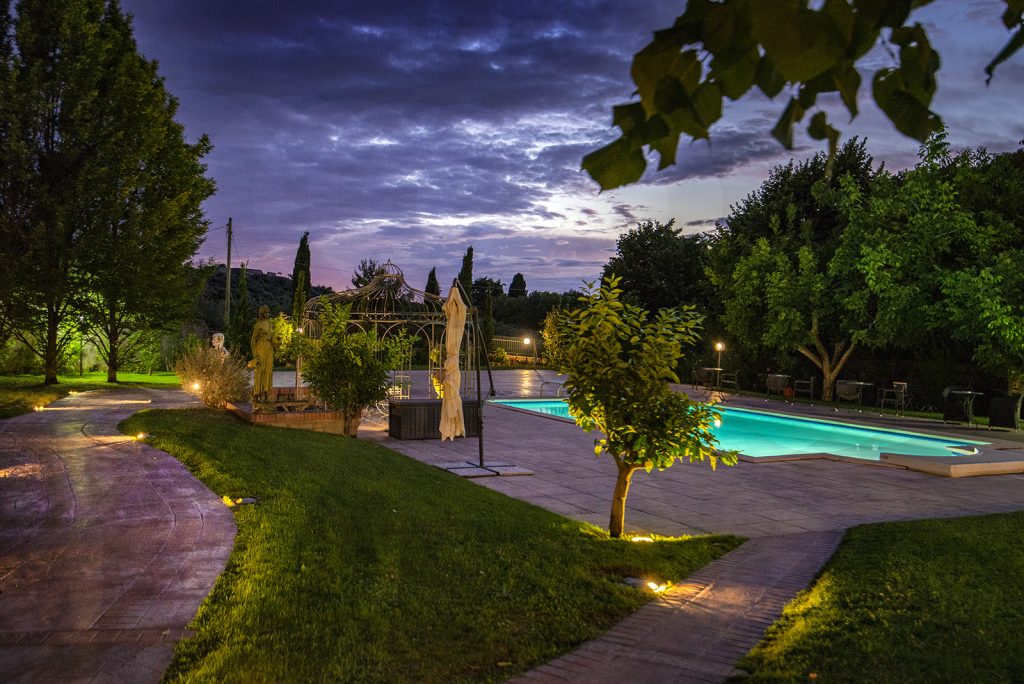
[439,285,467,440]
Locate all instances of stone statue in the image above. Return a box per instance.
[211,332,228,357]
[249,305,275,402]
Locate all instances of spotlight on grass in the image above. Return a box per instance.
[630,536,654,543]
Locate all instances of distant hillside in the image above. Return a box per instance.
[193,264,333,332]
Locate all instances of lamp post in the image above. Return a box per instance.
[523,336,535,364]
[714,341,725,388]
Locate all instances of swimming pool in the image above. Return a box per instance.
[491,399,987,460]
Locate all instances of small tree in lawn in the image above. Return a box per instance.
[556,276,736,538]
[303,304,410,437]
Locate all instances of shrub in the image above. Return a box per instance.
[302,304,410,437]
[490,347,510,366]
[175,346,250,408]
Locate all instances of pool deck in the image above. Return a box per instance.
[364,371,1024,683]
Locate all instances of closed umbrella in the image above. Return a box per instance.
[440,286,466,440]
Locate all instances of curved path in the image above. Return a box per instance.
[0,389,235,683]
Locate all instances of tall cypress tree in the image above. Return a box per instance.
[508,272,527,298]
[290,231,310,309]
[457,246,474,303]
[424,267,441,297]
[292,270,308,324]
[229,263,252,358]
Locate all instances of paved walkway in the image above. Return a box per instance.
[368,371,1024,683]
[0,389,235,683]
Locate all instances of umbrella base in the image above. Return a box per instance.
[436,462,535,478]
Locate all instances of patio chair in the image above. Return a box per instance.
[834,380,862,404]
[534,368,567,397]
[878,381,909,415]
[793,377,815,399]
[720,370,740,390]
[988,394,1022,430]
[765,374,790,396]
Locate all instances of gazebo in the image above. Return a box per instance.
[299,261,487,444]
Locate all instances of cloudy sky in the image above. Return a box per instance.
[119,0,1023,294]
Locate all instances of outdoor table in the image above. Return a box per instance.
[702,366,723,388]
[944,390,983,425]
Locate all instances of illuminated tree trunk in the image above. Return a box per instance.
[44,305,60,385]
[798,316,857,401]
[609,456,641,539]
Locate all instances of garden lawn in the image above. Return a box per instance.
[736,512,1024,682]
[0,372,179,418]
[119,409,742,683]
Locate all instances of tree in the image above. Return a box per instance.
[1,0,112,383]
[603,219,711,314]
[228,264,252,358]
[424,267,441,297]
[836,133,1023,390]
[715,228,859,400]
[508,273,527,298]
[583,1,1024,190]
[292,269,308,324]
[351,258,382,288]
[74,6,213,382]
[707,140,879,397]
[472,277,503,304]
[0,0,211,383]
[290,231,310,309]
[457,246,474,302]
[302,304,411,437]
[555,276,735,538]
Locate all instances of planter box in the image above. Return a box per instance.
[388,399,481,440]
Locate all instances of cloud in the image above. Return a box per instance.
[120,0,1024,294]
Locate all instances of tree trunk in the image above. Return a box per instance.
[609,457,641,539]
[107,324,120,383]
[797,316,857,401]
[342,408,363,437]
[44,305,59,385]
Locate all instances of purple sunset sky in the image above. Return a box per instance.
[120,0,1023,294]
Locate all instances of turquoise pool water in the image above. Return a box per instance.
[491,399,986,460]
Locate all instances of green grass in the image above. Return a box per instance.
[0,372,179,418]
[735,513,1024,683]
[119,409,743,683]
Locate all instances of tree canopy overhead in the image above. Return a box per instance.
[583,0,1024,190]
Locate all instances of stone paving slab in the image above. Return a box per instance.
[0,389,235,683]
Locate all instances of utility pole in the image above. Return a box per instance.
[224,217,232,329]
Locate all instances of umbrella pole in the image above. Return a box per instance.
[475,314,485,468]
